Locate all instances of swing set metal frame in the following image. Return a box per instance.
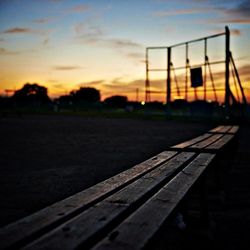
[145,26,247,110]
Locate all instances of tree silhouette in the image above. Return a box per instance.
[12,83,51,105]
[104,95,128,108]
[57,95,73,105]
[70,87,100,103]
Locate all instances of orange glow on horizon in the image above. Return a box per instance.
[1,1,250,104]
[1,73,250,104]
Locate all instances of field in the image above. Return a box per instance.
[0,114,211,226]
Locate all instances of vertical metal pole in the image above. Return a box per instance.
[230,52,248,105]
[136,88,139,102]
[225,26,230,109]
[204,38,207,101]
[145,48,149,103]
[167,47,171,104]
[185,43,188,101]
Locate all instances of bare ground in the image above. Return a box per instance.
[0,115,211,227]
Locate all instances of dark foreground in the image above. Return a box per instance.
[153,125,250,250]
[0,115,249,249]
[0,115,211,227]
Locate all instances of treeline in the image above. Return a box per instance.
[0,83,137,109]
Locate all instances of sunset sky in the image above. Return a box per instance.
[0,0,250,102]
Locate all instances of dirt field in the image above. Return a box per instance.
[0,114,212,227]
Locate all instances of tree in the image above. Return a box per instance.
[70,87,101,103]
[12,83,51,105]
[104,95,128,108]
[57,95,73,105]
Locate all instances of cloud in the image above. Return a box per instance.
[78,35,142,51]
[1,27,52,37]
[47,0,64,2]
[2,26,55,49]
[33,18,53,24]
[107,39,142,49]
[127,52,145,62]
[0,48,19,55]
[75,21,142,50]
[153,8,211,17]
[103,78,145,92]
[208,0,250,24]
[221,19,250,24]
[53,66,83,71]
[99,39,143,64]
[77,80,105,88]
[231,29,242,36]
[3,27,32,34]
[43,38,49,46]
[52,83,65,89]
[47,79,59,83]
[75,22,143,64]
[237,64,250,79]
[99,77,166,100]
[154,0,250,24]
[69,4,89,13]
[75,22,104,38]
[212,28,242,36]
[226,0,250,17]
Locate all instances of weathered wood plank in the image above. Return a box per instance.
[206,134,234,150]
[92,153,215,250]
[23,152,195,250]
[228,126,239,134]
[171,133,211,149]
[190,134,223,149]
[0,151,177,249]
[172,126,239,152]
[209,125,232,133]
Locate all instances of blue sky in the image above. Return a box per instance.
[0,0,250,101]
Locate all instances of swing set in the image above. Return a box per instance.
[145,26,247,110]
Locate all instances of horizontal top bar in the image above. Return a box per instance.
[170,32,225,48]
[146,32,225,50]
[147,46,168,50]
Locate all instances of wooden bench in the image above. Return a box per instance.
[171,125,239,153]
[171,124,239,197]
[0,125,239,250]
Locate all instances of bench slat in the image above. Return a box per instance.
[190,134,223,149]
[0,151,177,250]
[93,153,215,250]
[206,134,234,150]
[209,125,232,133]
[23,152,195,250]
[228,126,239,134]
[172,126,238,152]
[171,133,211,149]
